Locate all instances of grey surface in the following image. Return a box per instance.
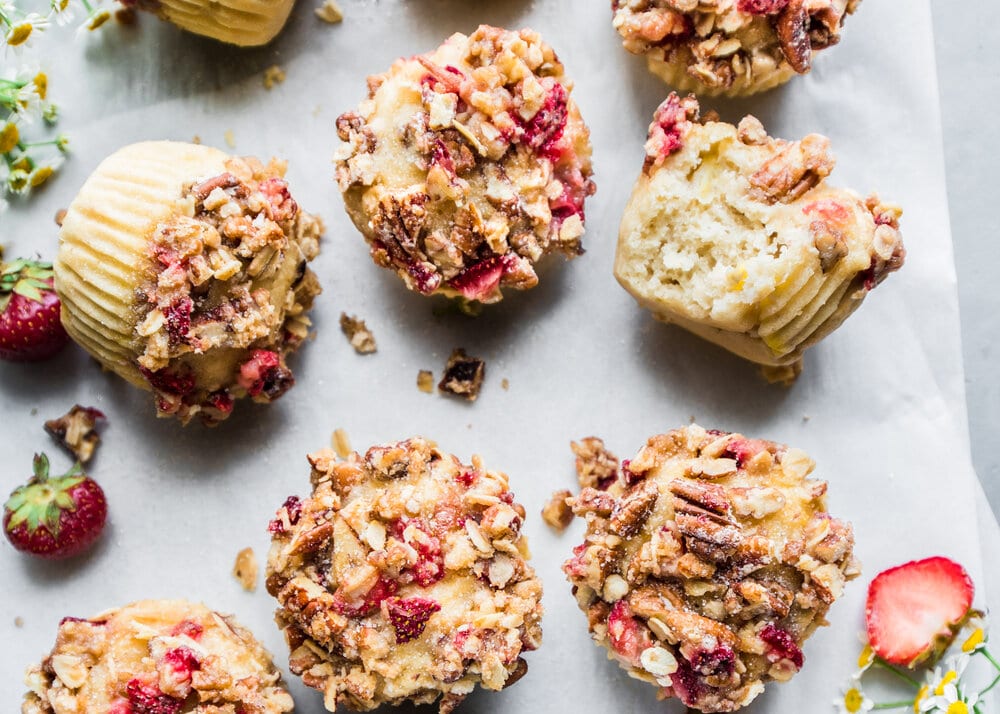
[0,1,997,712]
[931,0,1000,517]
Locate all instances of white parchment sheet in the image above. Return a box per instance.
[2,0,995,710]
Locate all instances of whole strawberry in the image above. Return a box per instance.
[3,453,107,559]
[0,258,69,362]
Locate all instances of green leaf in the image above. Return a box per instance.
[3,489,27,514]
[53,491,76,510]
[6,508,28,531]
[2,259,28,277]
[13,281,43,303]
[43,501,61,536]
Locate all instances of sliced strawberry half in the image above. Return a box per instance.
[865,556,974,667]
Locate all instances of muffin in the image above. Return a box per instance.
[612,0,860,97]
[56,141,323,425]
[266,437,543,712]
[128,0,296,46]
[563,425,860,712]
[614,94,904,375]
[335,25,595,304]
[21,599,294,713]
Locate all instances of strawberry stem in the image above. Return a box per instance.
[32,452,50,482]
[872,658,921,688]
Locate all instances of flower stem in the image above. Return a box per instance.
[983,648,1000,673]
[873,702,915,711]
[874,659,922,688]
[980,672,1000,696]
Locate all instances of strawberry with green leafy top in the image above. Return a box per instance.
[0,258,69,361]
[3,453,107,559]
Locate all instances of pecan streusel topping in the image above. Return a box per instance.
[266,437,543,713]
[335,25,595,304]
[563,425,860,713]
[612,0,860,96]
[135,156,323,425]
[22,599,293,714]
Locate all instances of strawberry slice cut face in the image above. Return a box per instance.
[865,556,974,667]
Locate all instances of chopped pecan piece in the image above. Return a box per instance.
[541,490,574,531]
[339,313,377,354]
[44,405,105,464]
[570,437,619,490]
[438,348,485,401]
[748,134,834,204]
[610,480,660,537]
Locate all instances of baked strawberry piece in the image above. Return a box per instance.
[336,26,595,304]
[266,437,543,712]
[3,453,106,559]
[865,556,975,667]
[563,426,860,712]
[0,259,68,362]
[21,599,293,713]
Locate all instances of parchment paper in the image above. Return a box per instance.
[2,0,995,711]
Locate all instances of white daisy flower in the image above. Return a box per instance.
[835,678,875,714]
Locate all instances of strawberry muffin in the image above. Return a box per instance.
[266,437,543,712]
[614,94,904,378]
[563,425,860,712]
[335,25,595,304]
[612,0,861,96]
[21,599,294,713]
[56,141,323,425]
[130,0,297,46]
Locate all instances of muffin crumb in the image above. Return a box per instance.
[501,378,510,391]
[14,616,24,627]
[332,428,351,458]
[263,65,286,90]
[224,130,235,148]
[541,490,574,531]
[417,370,435,393]
[54,209,66,226]
[339,313,377,354]
[761,361,802,385]
[233,547,258,592]
[570,437,619,490]
[314,0,342,23]
[44,405,105,464]
[438,349,485,401]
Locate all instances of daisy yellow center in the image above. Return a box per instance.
[857,644,875,669]
[962,628,985,653]
[946,703,969,714]
[30,166,53,188]
[6,22,33,46]
[844,688,864,713]
[913,684,930,713]
[33,73,48,101]
[0,124,19,154]
[936,670,958,696]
